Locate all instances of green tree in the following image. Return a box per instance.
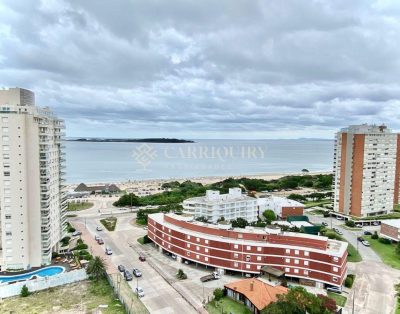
[213,288,224,301]
[217,216,225,223]
[86,256,106,281]
[262,286,335,314]
[176,269,187,280]
[371,231,379,240]
[263,210,276,224]
[195,216,208,223]
[20,285,30,297]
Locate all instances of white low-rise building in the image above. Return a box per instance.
[182,188,258,223]
[258,196,304,219]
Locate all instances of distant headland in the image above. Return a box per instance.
[67,138,195,143]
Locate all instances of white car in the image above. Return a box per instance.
[135,287,144,297]
[143,226,148,230]
[362,240,370,247]
[96,226,103,231]
[336,216,344,221]
[105,247,113,255]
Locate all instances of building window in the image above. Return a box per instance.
[162,226,165,230]
[234,253,239,259]
[285,249,290,254]
[168,236,171,240]
[234,262,239,267]
[285,267,290,272]
[333,277,338,282]
[304,261,309,266]
[205,248,209,253]
[257,256,261,261]
[187,243,190,248]
[333,257,339,262]
[168,244,171,249]
[187,252,190,256]
[234,244,239,249]
[205,239,209,244]
[196,254,200,259]
[304,270,309,275]
[2,127,8,133]
[2,117,8,123]
[257,265,261,270]
[257,247,262,252]
[246,246,251,251]
[205,257,209,262]
[333,267,338,272]
[196,246,200,251]
[304,251,309,256]
[294,259,299,264]
[246,255,251,262]
[187,235,191,240]
[246,264,251,269]
[285,258,290,263]
[294,269,299,274]
[295,250,299,255]
[5,231,12,236]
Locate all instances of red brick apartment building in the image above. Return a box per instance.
[148,213,348,288]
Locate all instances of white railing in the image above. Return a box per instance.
[0,269,87,298]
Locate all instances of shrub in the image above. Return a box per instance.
[176,269,187,280]
[20,285,30,297]
[345,220,356,228]
[73,243,88,250]
[371,231,379,240]
[213,288,224,301]
[344,275,354,288]
[60,236,71,246]
[379,237,391,244]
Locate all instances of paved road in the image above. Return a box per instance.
[71,215,197,314]
[308,214,400,314]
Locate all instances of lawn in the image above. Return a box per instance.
[100,217,117,231]
[327,292,347,307]
[364,236,400,269]
[68,202,94,211]
[0,279,126,313]
[206,297,252,314]
[346,242,362,262]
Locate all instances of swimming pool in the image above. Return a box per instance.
[0,266,65,283]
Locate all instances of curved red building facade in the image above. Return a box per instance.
[148,213,348,288]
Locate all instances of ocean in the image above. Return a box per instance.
[65,139,334,184]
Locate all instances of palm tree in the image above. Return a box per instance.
[86,256,106,281]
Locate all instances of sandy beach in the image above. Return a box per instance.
[67,170,331,192]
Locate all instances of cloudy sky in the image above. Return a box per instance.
[0,0,399,139]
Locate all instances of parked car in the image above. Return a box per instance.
[139,256,146,262]
[143,226,148,230]
[96,226,103,231]
[124,270,133,281]
[372,221,380,226]
[133,268,142,277]
[105,247,113,255]
[184,260,190,265]
[95,235,100,241]
[357,236,364,242]
[72,231,82,236]
[336,216,344,221]
[171,254,177,260]
[362,240,370,247]
[334,229,343,235]
[135,287,144,297]
[118,265,125,272]
[321,222,328,227]
[97,238,104,245]
[364,231,372,236]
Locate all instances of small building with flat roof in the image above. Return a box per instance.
[380,219,400,242]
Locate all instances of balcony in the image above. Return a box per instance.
[41,200,50,209]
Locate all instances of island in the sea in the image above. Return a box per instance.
[68,138,195,143]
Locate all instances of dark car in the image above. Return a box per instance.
[97,238,104,245]
[139,256,146,262]
[321,222,328,227]
[364,231,372,236]
[124,270,133,281]
[118,265,125,272]
[357,236,364,242]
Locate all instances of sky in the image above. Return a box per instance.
[0,0,400,139]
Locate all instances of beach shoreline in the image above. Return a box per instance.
[66,170,332,191]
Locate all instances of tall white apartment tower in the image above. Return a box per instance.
[333,124,400,218]
[0,87,67,270]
